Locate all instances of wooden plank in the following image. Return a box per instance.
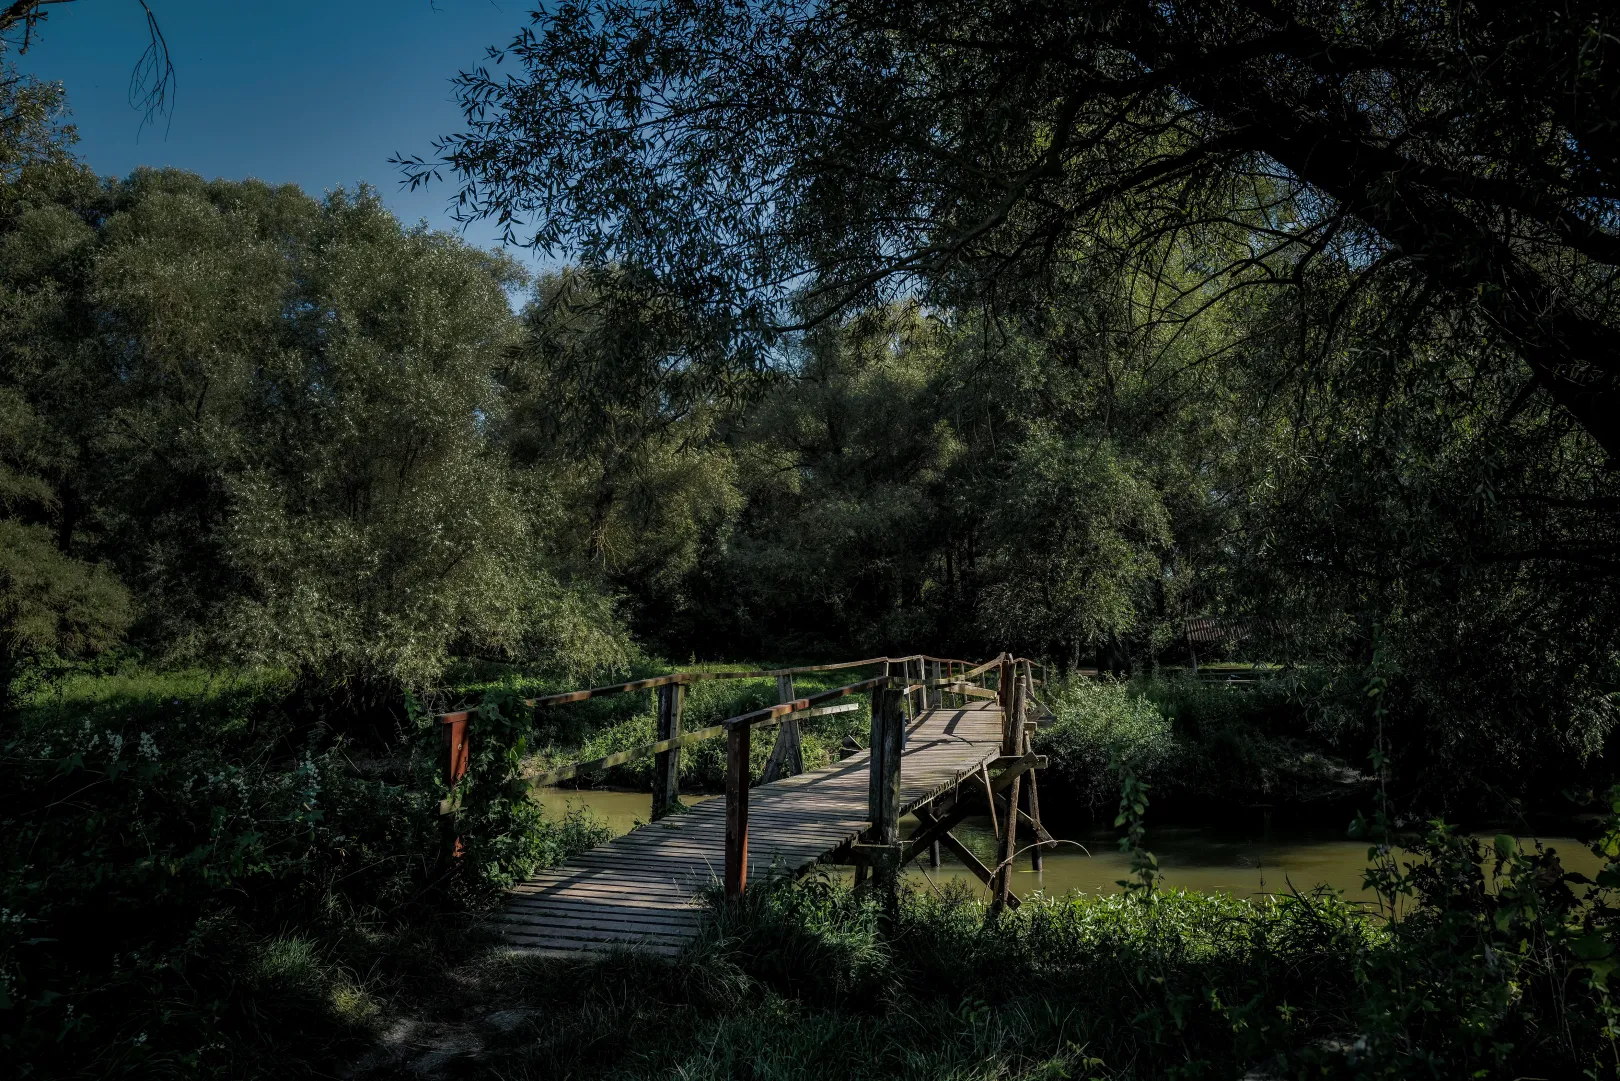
[501,904,702,928]
[495,912,699,936]
[499,920,697,943]
[500,696,1014,947]
[947,684,1000,700]
[505,894,702,914]
[504,942,686,959]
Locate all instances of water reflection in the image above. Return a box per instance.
[536,788,1598,902]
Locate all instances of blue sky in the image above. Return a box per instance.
[17,0,547,271]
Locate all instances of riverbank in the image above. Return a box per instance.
[346,857,1620,1080]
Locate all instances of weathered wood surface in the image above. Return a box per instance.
[495,701,1005,956]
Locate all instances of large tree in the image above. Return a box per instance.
[412,0,1620,457]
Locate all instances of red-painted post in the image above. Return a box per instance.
[439,710,472,860]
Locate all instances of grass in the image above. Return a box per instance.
[342,874,1375,1080]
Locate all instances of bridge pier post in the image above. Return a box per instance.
[437,710,471,862]
[1020,660,1048,872]
[762,674,803,782]
[867,683,904,912]
[990,654,1023,914]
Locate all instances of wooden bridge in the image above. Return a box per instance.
[435,654,1053,957]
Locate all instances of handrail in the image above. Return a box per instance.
[437,655,999,719]
[522,656,899,709]
[511,675,893,791]
[434,646,1059,906]
[726,675,892,728]
[959,656,1003,679]
[437,653,1018,794]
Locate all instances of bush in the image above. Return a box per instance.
[1034,671,1375,812]
[1035,674,1181,808]
[0,666,606,1078]
[367,809,1620,1080]
[431,873,1371,1080]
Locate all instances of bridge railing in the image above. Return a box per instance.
[435,652,1052,897]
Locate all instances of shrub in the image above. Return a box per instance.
[0,667,606,1077]
[1035,674,1181,808]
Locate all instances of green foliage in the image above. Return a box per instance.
[450,691,612,890]
[0,65,75,183]
[1112,758,1160,900]
[1331,809,1620,1078]
[0,519,131,707]
[0,161,634,702]
[1036,675,1180,808]
[0,667,605,1077]
[433,874,1371,1081]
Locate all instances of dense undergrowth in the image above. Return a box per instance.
[9,661,1620,1078]
[0,663,607,1077]
[358,820,1620,1081]
[1034,671,1380,816]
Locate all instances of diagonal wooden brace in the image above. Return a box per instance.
[912,807,1020,909]
[985,751,1046,793]
[902,799,976,862]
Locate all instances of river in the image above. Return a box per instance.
[537,788,1602,902]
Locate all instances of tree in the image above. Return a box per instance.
[2,1,173,130]
[413,0,1620,458]
[0,519,130,711]
[0,168,632,703]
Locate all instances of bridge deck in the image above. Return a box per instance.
[495,702,1004,956]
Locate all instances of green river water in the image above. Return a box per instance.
[537,788,1602,903]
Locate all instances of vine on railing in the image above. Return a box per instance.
[441,690,610,891]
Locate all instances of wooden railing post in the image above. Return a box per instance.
[438,711,471,861]
[867,681,904,905]
[652,679,685,820]
[724,721,751,900]
[762,673,803,782]
[990,653,1022,913]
